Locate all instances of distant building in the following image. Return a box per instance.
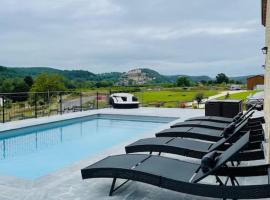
[247,75,264,90]
[117,68,153,85]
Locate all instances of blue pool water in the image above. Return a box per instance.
[0,115,172,179]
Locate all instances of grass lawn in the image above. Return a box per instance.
[134,90,220,107]
[217,91,259,101]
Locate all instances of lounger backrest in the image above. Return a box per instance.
[191,132,250,183]
[215,131,249,167]
[209,115,252,151]
[232,112,243,122]
[222,111,253,137]
[235,110,254,127]
[234,104,255,122]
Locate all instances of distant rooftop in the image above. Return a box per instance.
[262,0,267,26]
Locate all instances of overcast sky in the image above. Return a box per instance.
[0,0,265,77]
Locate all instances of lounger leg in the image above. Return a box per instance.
[109,178,130,196]
[224,177,230,186]
[230,177,235,186]
[215,176,224,186]
[230,177,239,186]
[109,178,117,196]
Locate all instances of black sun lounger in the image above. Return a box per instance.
[185,104,264,124]
[125,136,264,161]
[186,115,264,124]
[81,132,270,199]
[171,111,259,130]
[171,120,235,130]
[156,116,264,142]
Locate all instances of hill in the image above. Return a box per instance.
[140,68,170,83]
[0,65,252,84]
[165,75,212,82]
[11,67,98,81]
[229,75,253,84]
[117,68,213,85]
[0,66,123,82]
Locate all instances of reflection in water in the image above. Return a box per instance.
[0,122,85,160]
[0,118,167,179]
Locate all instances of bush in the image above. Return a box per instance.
[192,103,198,109]
[194,92,204,106]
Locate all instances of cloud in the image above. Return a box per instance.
[0,0,264,76]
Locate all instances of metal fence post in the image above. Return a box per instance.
[47,90,50,116]
[141,90,144,107]
[80,92,83,111]
[2,96,5,123]
[59,93,63,115]
[34,93,38,118]
[96,91,99,109]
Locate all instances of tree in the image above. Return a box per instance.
[194,92,204,107]
[200,80,207,85]
[12,80,30,101]
[176,76,191,87]
[0,79,14,93]
[207,80,213,85]
[225,92,230,99]
[13,79,29,92]
[24,76,34,87]
[235,81,242,84]
[95,81,113,88]
[31,73,66,92]
[216,73,229,84]
[229,79,235,84]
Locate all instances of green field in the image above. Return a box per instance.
[217,91,258,101]
[134,90,220,107]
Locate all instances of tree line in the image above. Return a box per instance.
[0,73,114,95]
[0,72,242,102]
[175,73,242,87]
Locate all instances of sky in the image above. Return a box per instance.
[0,0,265,77]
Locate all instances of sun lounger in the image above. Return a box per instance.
[171,111,259,130]
[156,116,263,142]
[81,132,270,199]
[125,136,264,161]
[186,115,264,124]
[171,120,237,130]
[126,121,264,162]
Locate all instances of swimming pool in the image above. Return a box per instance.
[0,114,174,179]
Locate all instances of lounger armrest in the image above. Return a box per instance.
[191,132,250,183]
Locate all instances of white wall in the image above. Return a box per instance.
[265,0,270,163]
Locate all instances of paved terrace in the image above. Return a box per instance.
[0,108,266,200]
